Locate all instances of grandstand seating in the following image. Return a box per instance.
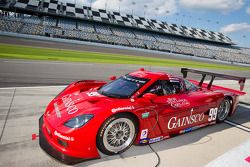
[23,16,41,24]
[134,31,156,41]
[95,25,112,35]
[20,23,43,36]
[127,38,145,48]
[0,13,249,64]
[112,27,136,38]
[58,19,76,30]
[77,22,95,33]
[0,19,22,33]
[153,34,174,44]
[44,17,57,27]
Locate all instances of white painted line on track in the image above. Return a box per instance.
[224,120,250,133]
[0,85,67,90]
[204,139,250,167]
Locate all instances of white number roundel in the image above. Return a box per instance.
[208,108,218,122]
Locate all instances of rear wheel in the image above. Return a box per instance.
[217,98,231,122]
[97,114,138,155]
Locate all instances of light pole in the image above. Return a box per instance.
[165,10,169,20]
[196,17,201,29]
[187,15,192,27]
[181,14,185,25]
[119,0,122,13]
[144,4,148,17]
[155,7,159,18]
[175,12,179,24]
[131,1,136,15]
[207,19,211,29]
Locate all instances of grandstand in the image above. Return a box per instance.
[0,0,249,64]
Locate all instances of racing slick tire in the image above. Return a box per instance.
[97,114,138,155]
[216,98,231,122]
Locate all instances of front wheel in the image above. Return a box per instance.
[97,114,138,155]
[217,98,231,122]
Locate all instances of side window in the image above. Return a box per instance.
[184,79,198,91]
[144,80,178,96]
[169,80,182,94]
[161,80,175,95]
[144,81,164,96]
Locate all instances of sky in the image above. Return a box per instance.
[69,0,250,48]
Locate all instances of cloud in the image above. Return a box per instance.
[220,23,250,34]
[179,0,244,13]
[247,6,250,14]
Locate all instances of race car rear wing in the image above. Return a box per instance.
[181,68,246,91]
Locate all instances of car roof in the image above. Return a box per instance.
[129,70,173,80]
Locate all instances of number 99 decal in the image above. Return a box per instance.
[208,108,218,122]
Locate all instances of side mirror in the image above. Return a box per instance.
[142,93,157,100]
[109,76,117,81]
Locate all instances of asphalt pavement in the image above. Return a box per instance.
[0,59,249,88]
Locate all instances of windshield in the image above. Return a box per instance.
[98,75,149,98]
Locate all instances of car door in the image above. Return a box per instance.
[155,79,210,135]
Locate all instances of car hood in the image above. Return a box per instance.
[44,90,114,127]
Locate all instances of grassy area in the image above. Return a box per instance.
[0,43,249,71]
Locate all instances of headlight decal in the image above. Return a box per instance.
[64,114,94,128]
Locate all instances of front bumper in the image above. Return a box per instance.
[39,115,96,165]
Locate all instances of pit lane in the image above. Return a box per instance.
[0,80,249,167]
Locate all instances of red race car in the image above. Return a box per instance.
[39,68,246,164]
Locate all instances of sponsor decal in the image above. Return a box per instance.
[149,136,163,144]
[46,111,51,117]
[204,91,214,95]
[130,98,135,102]
[62,94,79,115]
[86,92,100,97]
[167,109,205,129]
[180,127,193,134]
[167,98,190,108]
[73,92,79,96]
[139,138,149,144]
[198,123,209,128]
[111,106,134,113]
[46,126,51,135]
[54,130,74,141]
[208,108,218,122]
[123,75,146,84]
[140,129,148,139]
[179,123,209,134]
[142,112,150,119]
[53,103,61,118]
[163,135,170,140]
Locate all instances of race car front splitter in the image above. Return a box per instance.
[39,115,97,165]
